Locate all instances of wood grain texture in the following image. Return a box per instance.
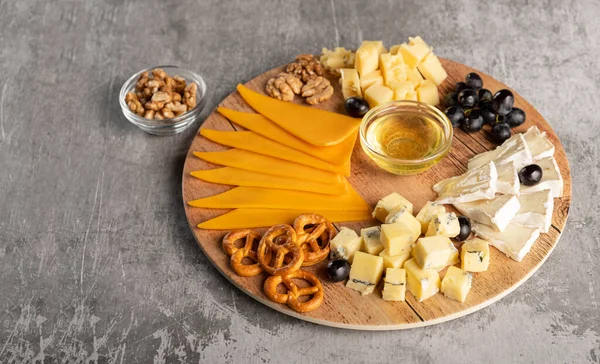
[182,58,572,330]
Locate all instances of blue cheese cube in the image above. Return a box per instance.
[441,266,472,302]
[404,258,440,302]
[413,236,456,270]
[415,201,446,234]
[372,192,414,222]
[384,205,421,239]
[330,227,362,263]
[382,268,406,301]
[460,238,490,272]
[346,251,384,295]
[425,212,460,238]
[380,223,415,256]
[379,249,412,269]
[360,226,384,255]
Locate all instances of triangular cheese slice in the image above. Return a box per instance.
[197,208,372,229]
[188,183,370,211]
[194,149,342,185]
[217,107,357,167]
[190,167,347,195]
[200,129,349,176]
[236,84,361,147]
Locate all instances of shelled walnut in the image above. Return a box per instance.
[286,54,324,83]
[265,73,303,101]
[126,68,198,121]
[301,76,333,105]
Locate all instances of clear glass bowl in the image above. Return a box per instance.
[359,100,453,175]
[119,65,207,135]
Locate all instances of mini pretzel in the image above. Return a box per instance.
[222,229,264,277]
[293,214,336,266]
[263,269,324,313]
[257,224,304,276]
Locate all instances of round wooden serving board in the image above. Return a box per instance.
[182,58,571,330]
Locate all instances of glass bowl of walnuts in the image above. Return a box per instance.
[119,65,206,135]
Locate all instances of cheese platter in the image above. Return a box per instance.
[180,38,571,329]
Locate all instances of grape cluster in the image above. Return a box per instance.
[443,73,526,144]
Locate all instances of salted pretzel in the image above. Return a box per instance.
[263,269,324,313]
[222,229,264,277]
[257,224,304,276]
[293,214,336,266]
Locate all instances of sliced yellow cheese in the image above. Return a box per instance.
[200,129,349,176]
[188,183,370,211]
[191,167,347,195]
[194,149,341,185]
[237,84,361,147]
[217,107,356,168]
[198,209,372,229]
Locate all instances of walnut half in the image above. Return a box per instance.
[265,72,303,102]
[286,54,324,83]
[301,76,333,105]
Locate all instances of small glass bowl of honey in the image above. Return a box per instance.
[359,100,453,175]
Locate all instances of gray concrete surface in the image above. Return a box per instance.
[0,0,598,363]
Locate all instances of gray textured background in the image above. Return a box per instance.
[0,0,598,363]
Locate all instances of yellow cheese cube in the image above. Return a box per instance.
[417,52,448,86]
[360,70,384,92]
[330,227,362,263]
[441,266,472,302]
[364,84,393,108]
[406,67,424,84]
[382,268,406,301]
[340,68,362,99]
[384,206,421,240]
[389,44,402,55]
[379,249,412,269]
[460,238,491,272]
[379,53,406,86]
[399,37,431,68]
[392,81,416,101]
[415,201,446,234]
[355,40,387,76]
[417,80,440,106]
[404,258,440,302]
[413,236,456,270]
[381,224,415,256]
[372,192,414,222]
[360,226,384,255]
[346,251,384,295]
[320,47,355,73]
[426,212,460,237]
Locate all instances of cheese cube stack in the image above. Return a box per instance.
[379,249,412,269]
[372,192,414,222]
[441,266,472,303]
[416,201,446,234]
[381,223,415,256]
[330,227,362,263]
[346,251,384,295]
[425,212,461,238]
[405,258,440,302]
[360,226,384,255]
[382,268,407,301]
[413,236,457,270]
[460,238,490,272]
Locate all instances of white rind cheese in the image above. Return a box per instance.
[468,133,533,170]
[496,162,520,195]
[519,156,563,198]
[512,189,554,233]
[471,222,540,262]
[523,126,555,161]
[454,194,521,232]
[434,162,498,204]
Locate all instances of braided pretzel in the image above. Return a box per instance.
[257,224,303,276]
[263,269,324,313]
[293,214,336,266]
[222,229,264,277]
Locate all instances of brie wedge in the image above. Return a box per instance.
[523,126,555,161]
[496,162,520,195]
[468,133,532,170]
[471,222,540,262]
[519,156,563,198]
[434,162,498,204]
[512,189,554,233]
[454,194,521,232]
